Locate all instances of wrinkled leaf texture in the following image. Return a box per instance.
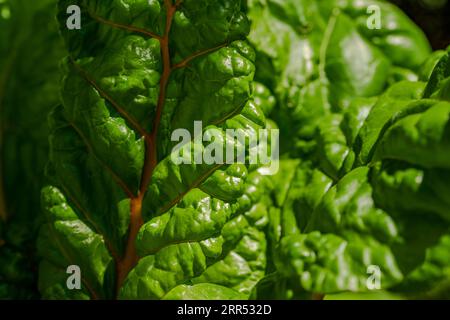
[247,0,450,299]
[38,0,271,300]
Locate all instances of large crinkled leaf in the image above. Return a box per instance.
[39,0,270,300]
[142,122,253,219]
[38,186,115,300]
[0,0,65,299]
[393,234,450,299]
[247,0,431,156]
[250,160,335,299]
[46,104,132,258]
[305,168,399,245]
[244,0,449,300]
[354,81,426,165]
[313,80,433,179]
[423,48,450,99]
[119,167,270,299]
[136,187,238,257]
[419,50,448,82]
[373,101,450,169]
[277,231,403,293]
[277,161,333,236]
[274,165,448,294]
[190,170,270,297]
[318,0,431,70]
[315,114,353,181]
[370,160,450,294]
[3,0,446,301]
[295,69,447,179]
[372,161,450,223]
[267,61,450,297]
[314,97,377,179]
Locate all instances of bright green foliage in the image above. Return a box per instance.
[247,0,431,156]
[1,0,449,301]
[120,169,270,299]
[250,39,450,298]
[37,0,270,300]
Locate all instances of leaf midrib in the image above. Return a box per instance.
[79,0,241,298]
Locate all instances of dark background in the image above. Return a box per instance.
[391,0,450,49]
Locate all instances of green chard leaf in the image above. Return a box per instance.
[264,48,450,298]
[247,0,431,156]
[1,0,448,301]
[38,0,271,300]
